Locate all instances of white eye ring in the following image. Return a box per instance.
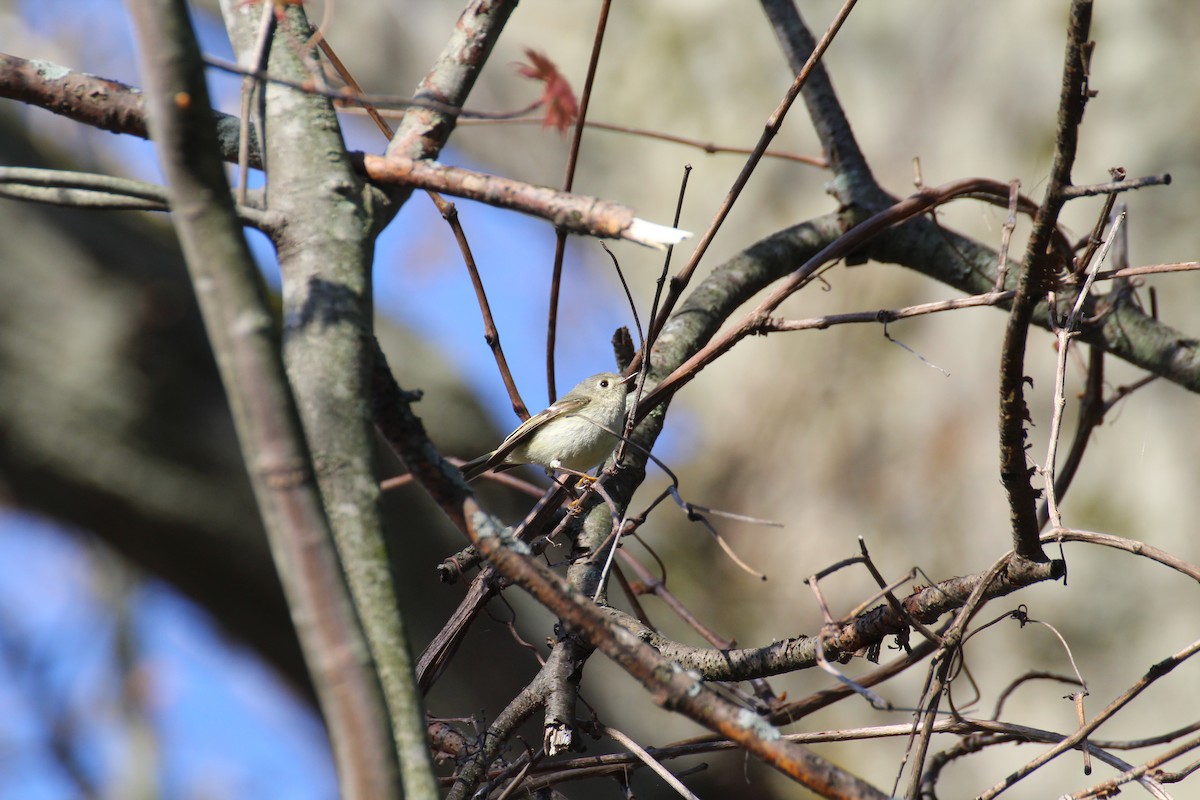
[600,379,610,388]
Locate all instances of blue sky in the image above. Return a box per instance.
[0,512,338,799]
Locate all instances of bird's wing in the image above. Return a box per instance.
[468,395,589,478]
[492,396,587,459]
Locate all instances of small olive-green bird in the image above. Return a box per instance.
[460,372,630,481]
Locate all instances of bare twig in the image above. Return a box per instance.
[445,674,546,800]
[1037,343,1104,531]
[466,497,893,798]
[593,554,1059,685]
[605,726,702,800]
[0,165,275,226]
[203,54,536,121]
[445,114,828,167]
[1044,529,1200,582]
[1042,212,1124,531]
[618,163,692,456]
[235,0,275,207]
[643,177,1042,413]
[977,637,1200,799]
[807,574,893,711]
[1070,734,1200,799]
[1093,260,1200,280]
[545,0,612,400]
[758,290,1015,333]
[435,194,530,420]
[1061,171,1171,200]
[902,553,1022,796]
[991,671,1085,721]
[853,540,941,645]
[997,0,1094,562]
[921,723,1171,800]
[647,0,861,344]
[994,179,1021,291]
[359,154,689,249]
[616,548,739,649]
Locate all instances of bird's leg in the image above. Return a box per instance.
[549,467,600,514]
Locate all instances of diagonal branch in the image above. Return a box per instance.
[359,153,687,249]
[385,0,518,161]
[647,0,861,344]
[978,636,1200,800]
[643,178,1036,411]
[465,497,892,800]
[760,0,880,201]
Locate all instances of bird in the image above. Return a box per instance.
[460,372,630,481]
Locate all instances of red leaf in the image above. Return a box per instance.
[515,49,578,133]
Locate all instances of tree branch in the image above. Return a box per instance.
[0,165,275,226]
[998,0,1094,562]
[217,1,435,794]
[760,0,882,203]
[0,52,685,247]
[359,153,687,248]
[125,2,395,798]
[0,51,262,168]
[465,498,893,799]
[597,554,1060,683]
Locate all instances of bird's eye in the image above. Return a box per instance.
[600,379,610,388]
